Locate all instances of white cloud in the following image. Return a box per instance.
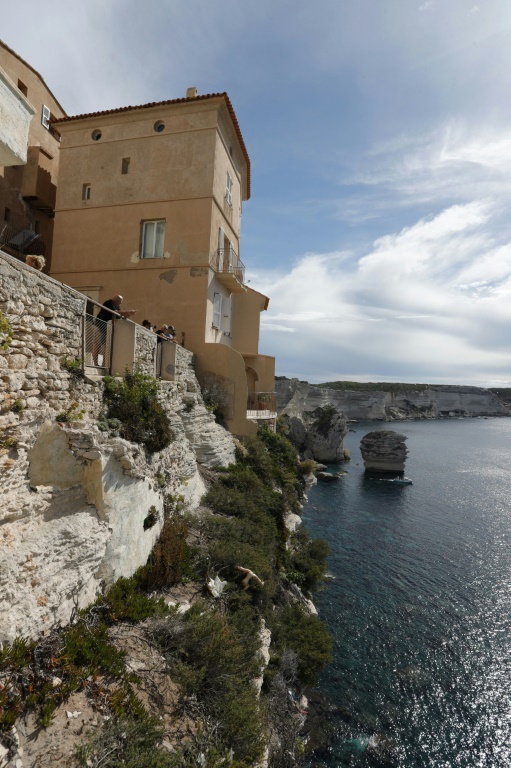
[257,201,511,385]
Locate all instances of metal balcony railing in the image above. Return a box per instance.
[0,221,46,256]
[83,313,113,370]
[246,392,277,419]
[210,247,245,284]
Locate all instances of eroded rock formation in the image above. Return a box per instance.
[282,405,348,463]
[360,430,408,472]
[0,253,236,644]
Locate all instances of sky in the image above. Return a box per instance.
[3,0,511,387]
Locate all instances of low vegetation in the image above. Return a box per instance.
[0,311,13,351]
[61,357,83,375]
[102,369,174,453]
[0,429,331,767]
[311,404,341,437]
[56,401,85,423]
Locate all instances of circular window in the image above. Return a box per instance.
[154,121,165,133]
[91,129,102,141]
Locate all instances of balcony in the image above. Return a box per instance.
[247,391,277,428]
[210,247,246,292]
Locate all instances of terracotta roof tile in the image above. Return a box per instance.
[52,92,251,198]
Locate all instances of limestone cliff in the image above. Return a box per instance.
[0,253,236,644]
[282,406,348,463]
[276,377,510,421]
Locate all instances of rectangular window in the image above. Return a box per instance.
[141,220,165,259]
[212,292,222,329]
[34,220,41,234]
[121,157,130,174]
[4,207,11,223]
[41,105,51,129]
[82,184,91,201]
[17,79,28,97]
[225,172,233,206]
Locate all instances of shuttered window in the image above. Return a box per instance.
[212,292,222,329]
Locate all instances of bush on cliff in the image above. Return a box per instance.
[102,369,173,453]
[285,526,329,593]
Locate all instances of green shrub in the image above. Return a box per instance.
[298,458,316,477]
[138,517,190,589]
[11,399,24,413]
[286,527,329,593]
[151,601,265,764]
[269,604,332,687]
[76,714,174,768]
[102,370,174,453]
[56,401,85,423]
[143,505,159,530]
[97,416,122,434]
[61,357,83,375]
[311,405,339,438]
[104,577,169,622]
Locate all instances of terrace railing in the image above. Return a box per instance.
[210,247,245,285]
[83,314,113,371]
[246,392,277,420]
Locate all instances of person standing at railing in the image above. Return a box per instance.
[93,294,136,365]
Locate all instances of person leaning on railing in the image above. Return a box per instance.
[93,294,137,365]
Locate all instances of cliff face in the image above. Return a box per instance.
[276,378,510,421]
[0,253,236,644]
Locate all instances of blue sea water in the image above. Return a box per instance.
[302,418,511,768]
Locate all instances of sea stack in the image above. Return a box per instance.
[360,430,408,472]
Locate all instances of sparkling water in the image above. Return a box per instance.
[303,418,511,768]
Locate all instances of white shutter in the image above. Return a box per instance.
[212,292,222,329]
[218,228,225,269]
[225,173,233,205]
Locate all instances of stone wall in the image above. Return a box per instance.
[0,250,236,644]
[134,324,158,375]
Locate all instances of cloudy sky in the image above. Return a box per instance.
[4,0,511,386]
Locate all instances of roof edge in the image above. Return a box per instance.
[53,92,251,198]
[0,39,67,116]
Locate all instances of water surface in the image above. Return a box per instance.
[303,418,511,768]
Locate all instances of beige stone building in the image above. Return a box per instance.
[0,40,66,269]
[50,89,275,435]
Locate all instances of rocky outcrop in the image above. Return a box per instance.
[283,405,348,463]
[276,377,510,421]
[360,430,408,472]
[0,251,236,644]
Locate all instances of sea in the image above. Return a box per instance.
[302,417,511,768]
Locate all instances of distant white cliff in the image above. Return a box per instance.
[276,378,510,421]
